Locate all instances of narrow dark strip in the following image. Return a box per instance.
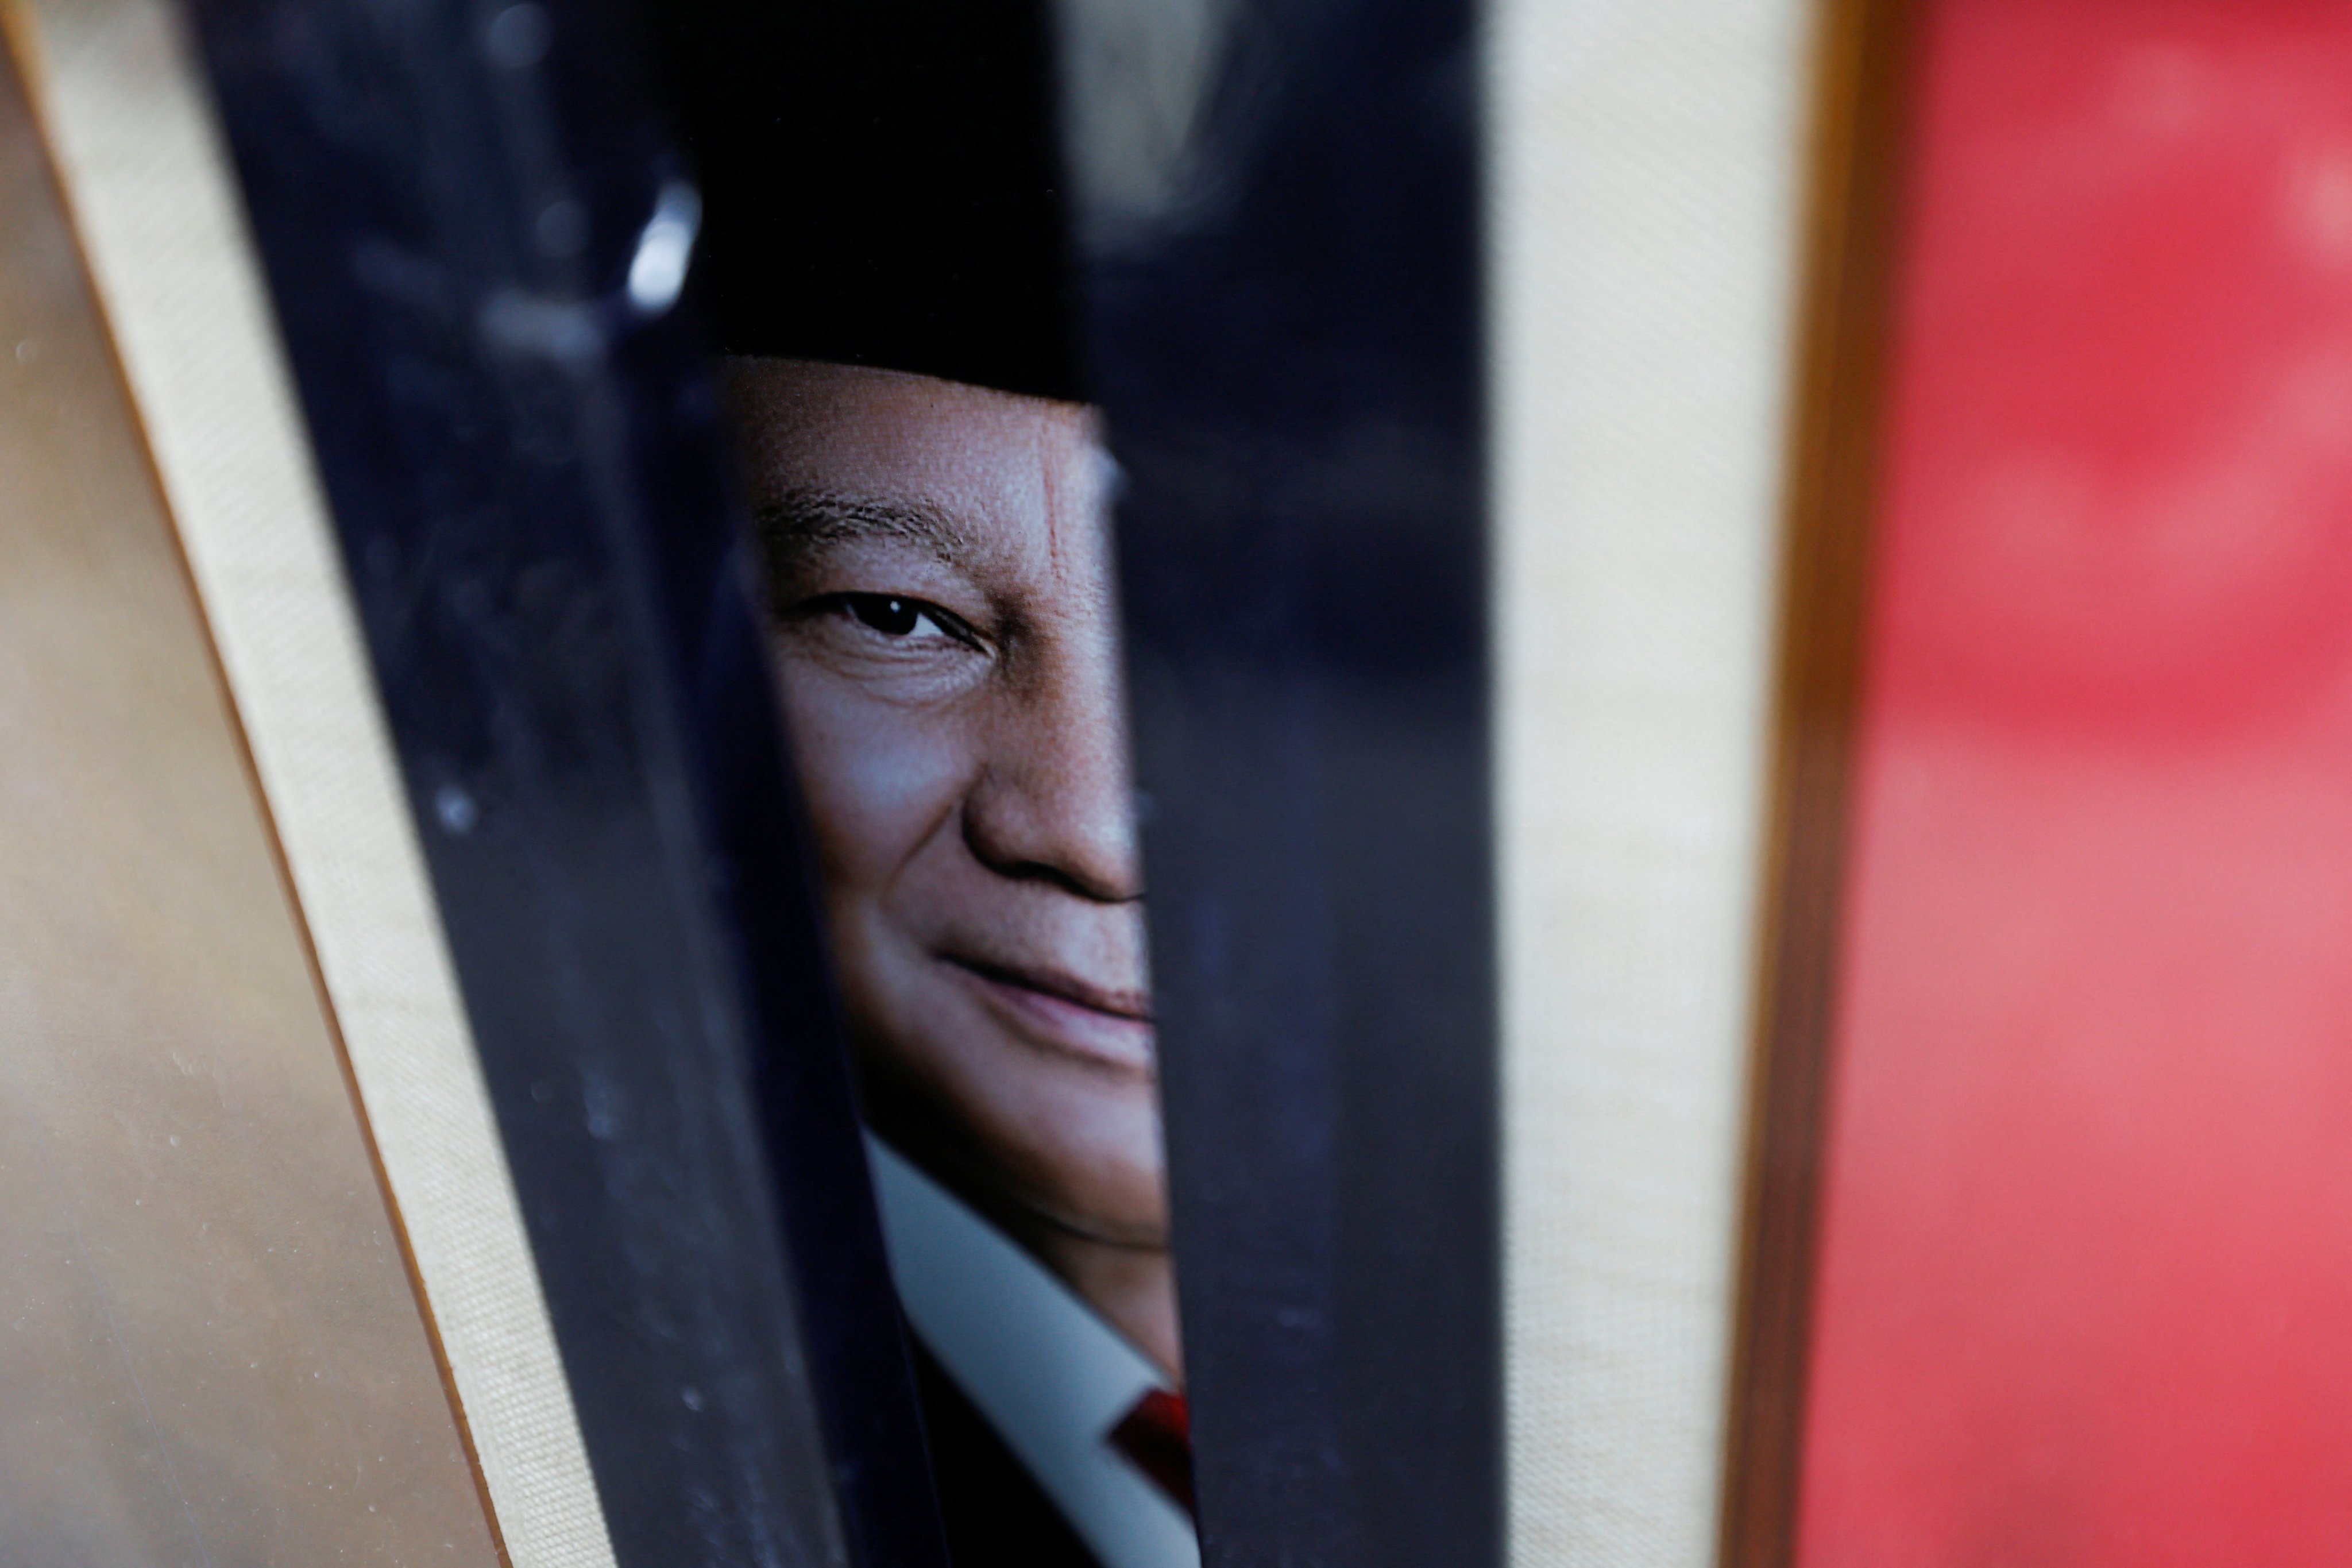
[1058,1,1499,1561]
[183,2,947,1563]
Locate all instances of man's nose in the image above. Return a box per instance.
[960,657,1145,904]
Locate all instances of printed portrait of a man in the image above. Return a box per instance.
[654,3,1194,1565]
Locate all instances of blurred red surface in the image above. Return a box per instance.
[1798,2,2352,1563]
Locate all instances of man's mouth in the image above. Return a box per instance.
[941,955,1156,1073]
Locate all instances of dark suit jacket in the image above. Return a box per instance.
[913,1338,1106,1568]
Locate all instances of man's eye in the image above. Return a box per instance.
[838,593,959,642]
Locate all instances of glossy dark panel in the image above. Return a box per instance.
[1057,0,1500,1562]
[181,2,947,1563]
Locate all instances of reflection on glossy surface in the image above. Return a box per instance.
[1804,3,2352,1562]
[0,37,499,1567]
[1058,0,1495,1557]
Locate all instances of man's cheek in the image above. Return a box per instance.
[781,682,972,878]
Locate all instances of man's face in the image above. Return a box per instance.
[730,358,1164,1247]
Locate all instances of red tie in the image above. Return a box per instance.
[1107,1388,1195,1517]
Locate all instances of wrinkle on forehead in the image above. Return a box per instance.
[735,359,1117,607]
[1040,411,1115,590]
[1042,415,1072,580]
[758,488,986,574]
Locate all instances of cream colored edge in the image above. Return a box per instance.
[15,3,618,1564]
[1488,1,1812,1563]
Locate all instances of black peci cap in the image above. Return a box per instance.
[645,0,1088,404]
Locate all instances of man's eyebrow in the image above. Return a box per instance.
[754,488,980,571]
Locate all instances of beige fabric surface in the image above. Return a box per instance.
[0,34,501,1562]
[15,3,618,1563]
[1490,1,1812,1563]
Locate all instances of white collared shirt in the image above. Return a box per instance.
[865,1135,1201,1568]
